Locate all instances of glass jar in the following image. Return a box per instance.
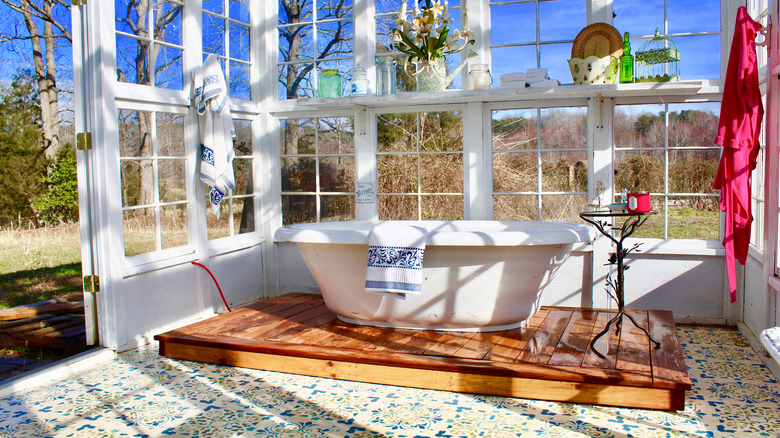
[376,60,397,95]
[349,64,369,95]
[469,64,492,90]
[318,69,342,98]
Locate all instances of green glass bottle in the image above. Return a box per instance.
[619,32,634,83]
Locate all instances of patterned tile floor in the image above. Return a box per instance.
[0,325,778,437]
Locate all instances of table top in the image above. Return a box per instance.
[579,210,658,218]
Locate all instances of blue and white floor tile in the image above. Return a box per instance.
[0,325,778,437]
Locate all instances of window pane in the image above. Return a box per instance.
[229,23,251,61]
[492,110,537,151]
[157,113,185,156]
[378,113,417,153]
[159,159,186,203]
[493,152,537,192]
[153,1,183,45]
[282,195,316,225]
[203,14,226,56]
[675,35,720,80]
[668,0,719,34]
[233,158,253,197]
[493,195,538,221]
[124,210,157,256]
[614,150,665,193]
[319,118,354,154]
[541,151,587,192]
[236,196,255,234]
[161,204,188,249]
[116,36,146,85]
[203,0,223,14]
[378,155,418,193]
[541,194,587,223]
[318,157,354,192]
[234,120,252,155]
[669,150,720,196]
[229,0,250,23]
[667,196,719,240]
[421,195,463,220]
[540,44,573,85]
[378,195,418,220]
[491,3,536,45]
[153,45,183,90]
[540,108,587,149]
[420,111,462,152]
[322,195,355,221]
[281,119,316,154]
[121,160,152,207]
[282,157,316,192]
[421,154,462,193]
[613,0,664,39]
[539,0,584,42]
[229,60,251,100]
[207,207,230,240]
[317,21,353,59]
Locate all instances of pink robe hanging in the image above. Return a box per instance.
[713,6,764,303]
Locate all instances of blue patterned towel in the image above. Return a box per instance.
[192,54,235,218]
[365,225,428,298]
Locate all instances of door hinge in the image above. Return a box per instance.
[76,132,92,150]
[72,0,86,6]
[83,275,100,293]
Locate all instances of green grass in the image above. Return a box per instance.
[0,225,82,309]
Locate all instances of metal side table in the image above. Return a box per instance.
[579,210,661,348]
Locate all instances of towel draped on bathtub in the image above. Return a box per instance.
[365,225,428,299]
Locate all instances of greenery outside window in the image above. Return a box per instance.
[377,110,464,220]
[492,107,588,223]
[207,118,256,239]
[281,117,356,224]
[118,109,188,256]
[614,103,721,240]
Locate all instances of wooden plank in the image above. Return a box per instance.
[2,315,74,334]
[581,310,621,370]
[0,302,83,321]
[266,309,338,342]
[548,309,599,367]
[485,308,549,363]
[252,304,335,341]
[159,340,682,410]
[615,311,652,375]
[225,299,326,339]
[648,310,691,390]
[517,308,572,364]
[200,295,320,336]
[0,314,54,331]
[420,331,477,357]
[454,331,507,360]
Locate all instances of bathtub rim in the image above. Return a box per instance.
[273,220,596,247]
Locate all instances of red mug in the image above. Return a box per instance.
[627,192,650,213]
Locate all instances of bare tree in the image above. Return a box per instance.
[0,0,71,160]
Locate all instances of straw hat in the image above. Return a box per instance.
[571,23,624,59]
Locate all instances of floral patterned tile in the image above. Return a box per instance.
[0,326,778,438]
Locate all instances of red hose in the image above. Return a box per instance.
[191,261,232,312]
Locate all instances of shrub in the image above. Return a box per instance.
[33,146,80,223]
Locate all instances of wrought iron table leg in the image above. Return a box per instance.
[590,310,661,349]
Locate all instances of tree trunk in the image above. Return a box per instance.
[16,0,61,160]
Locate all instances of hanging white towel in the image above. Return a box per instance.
[192,54,235,218]
[365,225,428,299]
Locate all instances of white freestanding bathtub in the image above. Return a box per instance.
[274,220,595,331]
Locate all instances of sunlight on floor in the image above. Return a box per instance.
[0,325,778,437]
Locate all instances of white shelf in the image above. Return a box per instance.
[292,81,712,110]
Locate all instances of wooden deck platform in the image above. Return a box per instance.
[155,293,691,410]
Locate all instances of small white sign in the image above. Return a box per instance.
[356,183,375,204]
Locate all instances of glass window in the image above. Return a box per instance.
[278,0,354,99]
[375,0,463,91]
[207,118,257,239]
[377,111,464,220]
[492,107,588,222]
[613,0,721,80]
[280,117,356,224]
[119,109,188,256]
[203,0,252,100]
[614,103,721,239]
[115,0,185,90]
[489,0,585,84]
